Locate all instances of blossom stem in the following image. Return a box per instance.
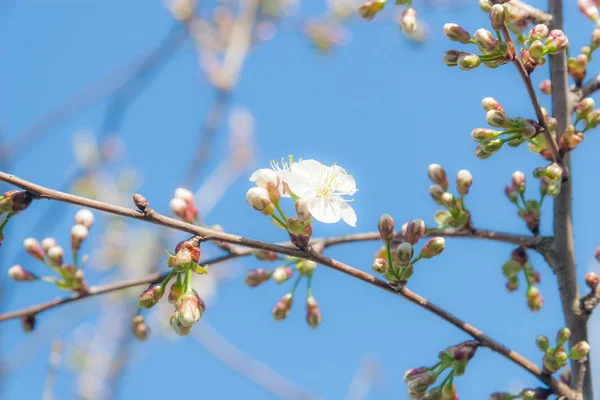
[0,212,14,234]
[271,213,288,230]
[275,201,288,222]
[306,275,313,298]
[290,274,303,297]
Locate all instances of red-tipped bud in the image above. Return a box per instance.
[174,237,201,263]
[70,224,88,251]
[74,209,94,229]
[272,266,293,284]
[306,296,322,328]
[539,79,551,95]
[481,97,504,113]
[576,97,595,120]
[474,29,496,53]
[511,171,525,193]
[272,293,293,321]
[8,265,37,281]
[47,246,64,266]
[443,23,471,44]
[245,268,272,287]
[530,24,549,41]
[489,4,506,30]
[579,0,600,22]
[23,238,44,261]
[419,237,445,259]
[372,257,389,274]
[545,29,569,54]
[400,8,417,34]
[139,284,165,309]
[170,188,198,223]
[570,341,591,360]
[585,272,599,289]
[405,219,426,245]
[527,286,544,312]
[177,290,205,327]
[132,315,150,341]
[378,214,395,242]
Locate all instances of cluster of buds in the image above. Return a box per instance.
[504,170,545,234]
[358,0,417,35]
[574,97,600,133]
[140,237,207,336]
[245,256,321,328]
[373,214,445,285]
[502,247,543,311]
[568,50,590,85]
[443,25,513,70]
[519,25,568,72]
[527,108,558,161]
[579,0,600,23]
[428,164,473,230]
[532,163,563,199]
[0,190,34,245]
[8,209,95,294]
[471,98,541,159]
[404,340,479,399]
[169,188,198,223]
[536,327,590,373]
[479,1,541,36]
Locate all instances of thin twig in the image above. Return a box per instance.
[496,20,561,162]
[580,73,600,99]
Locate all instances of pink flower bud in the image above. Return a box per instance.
[576,97,595,120]
[443,23,471,44]
[489,4,506,30]
[442,50,463,67]
[139,284,165,309]
[70,224,88,251]
[511,171,525,194]
[132,315,150,341]
[47,246,64,266]
[427,164,448,189]
[474,29,496,52]
[170,198,187,219]
[245,268,272,287]
[306,296,322,329]
[272,293,293,321]
[177,290,205,327]
[372,257,388,274]
[405,219,426,245]
[400,8,417,34]
[579,0,600,21]
[570,341,590,359]
[74,209,94,229]
[175,188,194,202]
[545,29,569,54]
[419,237,445,259]
[174,237,201,263]
[481,97,504,113]
[396,243,414,266]
[592,28,600,50]
[246,187,274,215]
[378,214,395,242]
[41,238,57,253]
[8,265,37,281]
[23,238,45,261]
[272,266,293,284]
[253,250,279,262]
[529,24,549,41]
[527,286,544,312]
[585,272,599,289]
[539,79,551,95]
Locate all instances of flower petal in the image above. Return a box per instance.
[307,197,341,224]
[337,200,357,227]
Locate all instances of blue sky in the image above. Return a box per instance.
[1,1,599,399]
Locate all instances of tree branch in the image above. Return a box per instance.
[547,0,593,398]
[580,73,600,99]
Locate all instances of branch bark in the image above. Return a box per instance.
[547,0,593,398]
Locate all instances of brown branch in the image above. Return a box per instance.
[580,73,600,99]
[547,0,593,398]
[497,22,561,163]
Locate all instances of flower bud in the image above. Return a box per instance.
[372,257,388,274]
[529,40,544,59]
[287,217,313,248]
[429,184,445,205]
[481,97,504,113]
[428,164,448,189]
[586,109,600,129]
[592,28,600,51]
[474,29,496,52]
[400,8,417,34]
[170,198,187,220]
[47,246,64,266]
[295,198,311,220]
[479,0,491,12]
[527,286,544,312]
[579,0,600,22]
[545,163,563,181]
[559,128,584,152]
[539,79,551,95]
[358,0,385,20]
[457,53,481,70]
[246,187,274,215]
[21,314,36,333]
[8,265,37,281]
[405,218,426,245]
[470,128,500,141]
[177,290,205,327]
[396,243,414,266]
[585,272,599,289]
[23,238,44,261]
[306,296,322,329]
[576,97,595,120]
[442,50,462,67]
[511,171,525,194]
[139,284,165,309]
[74,209,94,229]
[443,23,471,44]
[419,237,445,259]
[297,260,317,275]
[173,250,193,272]
[70,224,88,251]
[489,4,506,30]
[569,341,590,360]
[168,276,184,304]
[132,315,149,341]
[0,190,34,214]
[536,335,549,352]
[441,192,456,210]
[174,237,201,264]
[456,170,473,195]
[170,312,192,336]
[250,168,280,190]
[486,110,510,128]
[529,24,549,42]
[481,137,503,154]
[272,293,293,321]
[132,193,149,211]
[510,246,528,266]
[378,214,395,242]
[545,29,569,54]
[253,250,278,262]
[245,268,272,287]
[41,238,56,253]
[405,369,437,395]
[272,266,293,284]
[557,327,571,346]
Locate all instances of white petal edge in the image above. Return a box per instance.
[337,200,357,227]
